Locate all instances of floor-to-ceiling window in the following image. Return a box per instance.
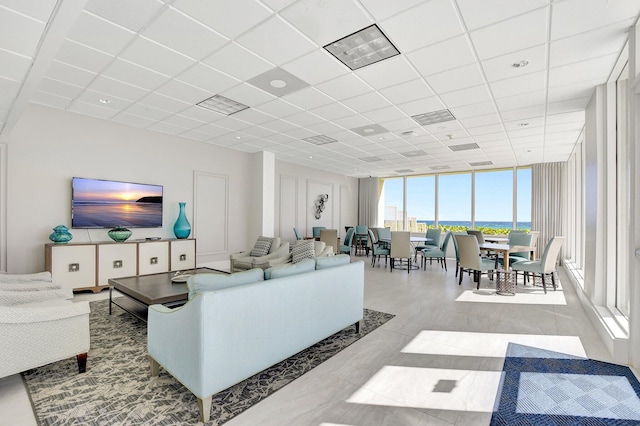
[406,175,435,232]
[380,167,531,234]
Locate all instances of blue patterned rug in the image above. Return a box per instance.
[23,299,394,425]
[491,343,640,425]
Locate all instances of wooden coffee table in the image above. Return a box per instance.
[108,267,228,321]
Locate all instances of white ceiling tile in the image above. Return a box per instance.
[501,105,546,121]
[230,108,275,125]
[180,129,214,142]
[85,0,165,32]
[175,63,240,95]
[196,123,234,137]
[120,36,195,77]
[481,45,547,82]
[36,77,84,99]
[440,84,492,108]
[221,82,276,107]
[495,90,546,112]
[548,53,618,88]
[407,35,476,77]
[546,111,585,125]
[316,74,372,101]
[359,0,425,21]
[142,7,228,61]
[67,11,136,56]
[155,79,211,105]
[29,91,73,109]
[254,99,303,118]
[163,114,205,129]
[456,0,548,30]
[67,100,119,120]
[280,0,372,45]
[138,92,191,114]
[397,97,446,116]
[0,6,45,57]
[0,76,20,109]
[102,58,169,90]
[173,0,271,39]
[381,0,464,53]
[465,122,505,135]
[285,111,325,127]
[172,105,223,123]
[363,106,407,123]
[76,89,132,111]
[55,40,114,73]
[44,60,97,89]
[449,100,497,119]
[550,0,640,41]
[148,121,189,136]
[306,121,344,135]
[489,71,546,99]
[88,75,149,101]
[425,63,486,93]
[355,56,420,90]
[310,102,356,121]
[332,114,374,129]
[547,80,598,104]
[123,102,173,121]
[281,49,349,86]
[0,49,31,82]
[282,87,335,110]
[549,22,631,68]
[2,0,57,22]
[546,97,591,115]
[470,9,548,60]
[236,16,316,66]
[379,79,434,105]
[203,42,273,83]
[341,92,391,113]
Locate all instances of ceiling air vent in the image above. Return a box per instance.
[448,143,479,152]
[197,94,249,116]
[412,109,456,126]
[302,135,338,145]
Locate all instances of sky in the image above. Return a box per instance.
[382,169,532,223]
[73,178,163,202]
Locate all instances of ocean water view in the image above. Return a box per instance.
[417,220,531,230]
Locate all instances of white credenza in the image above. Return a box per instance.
[45,239,196,293]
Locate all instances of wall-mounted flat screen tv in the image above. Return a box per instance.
[71,177,163,228]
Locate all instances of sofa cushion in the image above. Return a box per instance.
[265,258,315,280]
[187,268,264,300]
[250,237,273,257]
[315,254,351,270]
[0,272,52,284]
[291,240,315,264]
[0,288,72,306]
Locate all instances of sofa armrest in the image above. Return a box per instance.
[256,254,292,269]
[252,242,290,263]
[230,251,249,260]
[0,299,90,324]
[0,287,73,306]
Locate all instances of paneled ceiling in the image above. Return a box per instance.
[1,0,638,177]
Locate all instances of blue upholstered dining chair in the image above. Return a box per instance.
[312,226,326,239]
[339,227,355,255]
[368,229,390,267]
[511,236,565,294]
[496,232,533,269]
[420,231,453,270]
[415,228,441,258]
[293,227,303,241]
[354,225,369,256]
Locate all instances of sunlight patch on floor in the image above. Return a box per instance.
[455,287,567,305]
[347,366,503,412]
[401,331,586,358]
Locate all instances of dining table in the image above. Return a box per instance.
[478,242,536,269]
[483,236,508,243]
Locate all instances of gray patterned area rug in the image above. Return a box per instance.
[23,299,394,425]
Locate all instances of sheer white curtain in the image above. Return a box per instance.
[358,177,380,227]
[532,162,566,259]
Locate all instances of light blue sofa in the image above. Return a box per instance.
[147,257,364,422]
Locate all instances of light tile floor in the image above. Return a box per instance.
[0,256,626,425]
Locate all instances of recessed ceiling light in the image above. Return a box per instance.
[99,98,111,104]
[270,79,287,88]
[302,135,338,145]
[197,94,249,116]
[350,124,388,137]
[430,165,450,170]
[512,60,530,68]
[401,150,427,158]
[519,122,529,127]
[400,131,417,137]
[378,136,385,140]
[235,136,242,139]
[324,24,400,70]
[309,156,313,159]
[412,109,456,126]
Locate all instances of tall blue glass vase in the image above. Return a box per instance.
[173,202,191,239]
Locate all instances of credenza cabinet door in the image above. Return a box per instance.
[137,241,169,275]
[45,244,96,291]
[97,243,138,286]
[170,239,196,271]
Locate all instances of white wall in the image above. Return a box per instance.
[274,160,358,245]
[3,105,258,272]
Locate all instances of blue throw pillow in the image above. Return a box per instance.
[315,254,351,270]
[187,268,264,299]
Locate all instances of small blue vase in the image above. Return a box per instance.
[49,225,72,244]
[173,202,191,239]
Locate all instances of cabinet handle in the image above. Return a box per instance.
[150,257,158,265]
[179,254,187,261]
[113,260,123,268]
[68,263,80,272]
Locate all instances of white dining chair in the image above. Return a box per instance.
[390,231,412,273]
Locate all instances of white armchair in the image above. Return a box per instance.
[230,237,290,272]
[0,272,91,378]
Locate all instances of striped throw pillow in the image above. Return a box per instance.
[250,237,273,257]
[291,240,316,264]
